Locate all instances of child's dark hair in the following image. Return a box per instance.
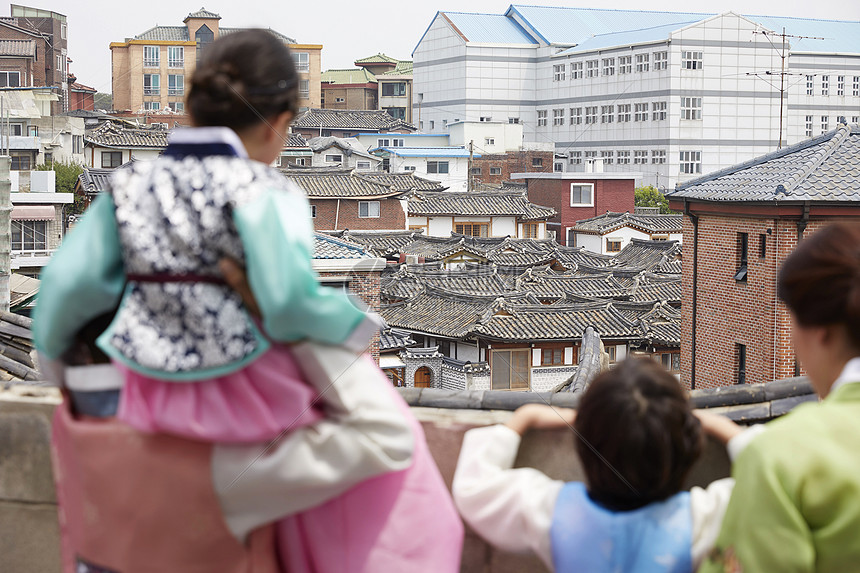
[778,222,860,351]
[574,358,702,511]
[187,29,299,132]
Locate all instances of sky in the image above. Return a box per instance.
[21,0,860,94]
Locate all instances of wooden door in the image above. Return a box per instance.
[414,366,432,388]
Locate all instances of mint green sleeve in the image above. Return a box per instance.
[233,189,376,349]
[32,193,127,359]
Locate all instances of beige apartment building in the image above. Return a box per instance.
[110,8,321,113]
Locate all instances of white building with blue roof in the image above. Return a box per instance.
[413,6,860,190]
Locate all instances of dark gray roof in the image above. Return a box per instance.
[77,167,114,195]
[308,136,376,159]
[573,211,682,234]
[668,124,860,203]
[0,39,34,57]
[132,25,295,45]
[293,109,416,132]
[380,328,415,352]
[613,239,681,272]
[286,133,309,148]
[327,230,422,257]
[282,169,409,199]
[84,122,169,149]
[359,172,445,192]
[408,190,555,220]
[185,8,221,19]
[312,233,371,259]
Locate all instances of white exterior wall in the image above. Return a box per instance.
[490,216,516,237]
[355,133,449,150]
[389,154,469,191]
[448,122,524,153]
[427,215,453,236]
[786,53,860,144]
[574,233,602,253]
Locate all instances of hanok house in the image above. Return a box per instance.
[84,121,168,168]
[277,133,312,168]
[283,168,443,231]
[513,170,638,244]
[291,109,416,140]
[666,122,860,390]
[407,189,555,239]
[570,210,683,255]
[307,136,382,171]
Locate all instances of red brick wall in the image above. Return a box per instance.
[526,178,635,245]
[310,197,405,231]
[471,151,553,185]
[70,90,95,111]
[317,270,381,361]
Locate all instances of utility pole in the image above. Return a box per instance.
[751,28,825,149]
[467,139,474,192]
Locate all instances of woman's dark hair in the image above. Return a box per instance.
[574,358,702,511]
[187,29,299,131]
[778,222,860,350]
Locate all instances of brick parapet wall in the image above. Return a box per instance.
[310,198,405,231]
[317,269,382,361]
[471,151,554,186]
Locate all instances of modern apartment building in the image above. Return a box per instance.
[110,8,322,113]
[413,7,860,189]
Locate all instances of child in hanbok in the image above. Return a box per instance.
[34,29,462,573]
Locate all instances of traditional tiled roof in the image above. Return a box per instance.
[358,172,445,192]
[217,27,296,44]
[77,167,113,195]
[612,239,681,271]
[327,230,422,257]
[382,61,413,75]
[286,133,309,148]
[573,212,682,234]
[408,190,555,220]
[84,122,169,149]
[282,168,408,199]
[355,53,399,65]
[132,25,295,45]
[312,233,370,260]
[308,136,377,160]
[321,68,377,85]
[293,109,416,132]
[379,328,415,352]
[0,39,34,57]
[668,124,860,203]
[185,8,221,19]
[70,82,97,93]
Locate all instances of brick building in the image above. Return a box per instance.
[68,79,96,111]
[513,171,638,244]
[471,150,554,186]
[667,123,860,390]
[320,68,377,111]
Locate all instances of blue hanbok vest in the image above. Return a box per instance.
[550,482,692,573]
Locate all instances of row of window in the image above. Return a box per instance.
[142,101,184,113]
[538,100,675,126]
[804,115,860,136]
[552,51,700,81]
[470,166,503,176]
[805,75,860,97]
[309,201,380,219]
[566,150,701,172]
[143,46,185,68]
[143,74,185,96]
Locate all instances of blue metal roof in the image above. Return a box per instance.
[444,11,538,44]
[377,147,480,158]
[558,21,698,55]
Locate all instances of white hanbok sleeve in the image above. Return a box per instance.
[453,424,563,570]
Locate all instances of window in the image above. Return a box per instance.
[359,201,380,218]
[617,104,631,122]
[480,116,492,122]
[455,223,489,237]
[821,115,829,133]
[759,234,767,258]
[0,71,20,87]
[634,103,648,122]
[335,97,345,103]
[491,349,529,391]
[10,155,30,170]
[143,46,159,67]
[680,150,702,174]
[532,157,543,167]
[325,154,343,163]
[143,101,161,111]
[470,167,482,175]
[652,101,667,121]
[602,58,615,76]
[553,64,566,82]
[735,232,748,282]
[429,120,435,130]
[403,165,416,172]
[11,220,47,251]
[485,137,495,146]
[606,238,622,252]
[585,106,598,124]
[616,150,630,165]
[821,75,829,96]
[635,53,649,72]
[570,107,582,125]
[195,24,214,58]
[299,79,309,98]
[805,115,813,137]
[736,344,747,384]
[682,51,703,70]
[72,135,83,154]
[490,167,501,175]
[143,74,160,96]
[681,97,702,120]
[9,123,22,136]
[653,51,668,70]
[61,23,67,39]
[634,150,648,164]
[601,150,614,164]
[854,77,860,97]
[524,223,540,239]
[168,46,184,68]
[168,74,184,96]
[651,150,666,164]
[571,61,583,79]
[508,117,520,124]
[102,151,122,168]
[586,59,599,78]
[540,348,563,366]
[553,108,565,126]
[601,105,614,123]
[838,76,845,96]
[537,110,547,127]
[854,117,860,124]
[293,52,310,72]
[385,107,406,120]
[168,102,184,112]
[618,56,632,74]
[554,162,563,173]
[427,161,449,174]
[375,138,404,148]
[570,183,593,206]
[584,151,598,162]
[381,82,407,96]
[607,345,617,363]
[356,160,371,170]
[806,75,814,95]
[569,151,581,165]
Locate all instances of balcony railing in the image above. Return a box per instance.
[143,88,160,96]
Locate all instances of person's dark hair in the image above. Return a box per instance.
[574,358,702,511]
[187,29,299,131]
[778,222,860,351]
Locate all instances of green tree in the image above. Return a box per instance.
[634,185,674,214]
[94,92,112,111]
[36,161,86,215]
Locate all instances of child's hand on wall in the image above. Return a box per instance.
[505,404,577,436]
